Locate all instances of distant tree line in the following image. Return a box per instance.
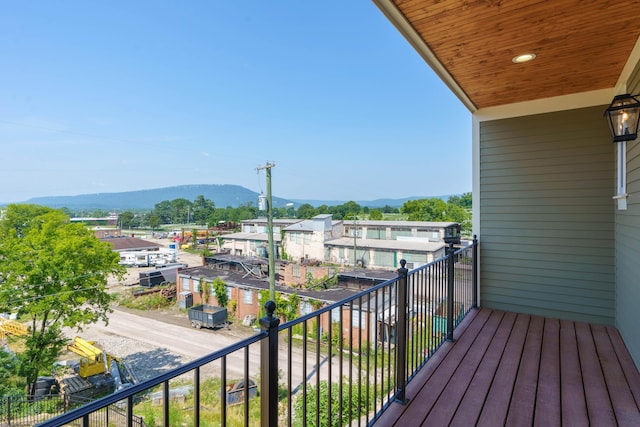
[68,192,472,234]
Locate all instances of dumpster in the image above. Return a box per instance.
[188,305,228,330]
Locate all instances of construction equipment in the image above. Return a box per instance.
[0,317,28,340]
[67,336,118,378]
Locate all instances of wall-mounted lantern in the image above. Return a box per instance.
[444,223,461,245]
[604,94,640,142]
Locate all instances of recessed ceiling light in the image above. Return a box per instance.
[512,53,536,63]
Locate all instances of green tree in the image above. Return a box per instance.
[448,192,472,209]
[0,204,125,395]
[0,348,23,396]
[171,198,193,224]
[296,203,316,219]
[192,195,215,225]
[212,278,228,308]
[147,213,162,230]
[401,198,449,221]
[119,211,135,229]
[153,200,173,223]
[368,209,383,220]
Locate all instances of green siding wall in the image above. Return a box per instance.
[479,106,615,324]
[616,62,640,366]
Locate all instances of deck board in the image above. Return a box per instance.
[505,314,543,426]
[476,313,529,426]
[534,317,561,427]
[593,324,640,425]
[422,310,504,425]
[373,308,640,427]
[449,311,515,426]
[559,319,589,426]
[388,308,492,425]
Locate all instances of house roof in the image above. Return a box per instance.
[344,220,457,228]
[325,237,444,252]
[218,231,282,242]
[178,266,359,303]
[338,269,399,282]
[374,0,640,114]
[100,236,161,252]
[241,218,300,226]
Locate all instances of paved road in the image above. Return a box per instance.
[66,308,344,389]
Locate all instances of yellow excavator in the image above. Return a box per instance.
[0,317,28,340]
[67,336,119,378]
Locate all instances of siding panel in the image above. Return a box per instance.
[480,106,615,324]
[616,62,640,366]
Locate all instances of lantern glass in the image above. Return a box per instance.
[605,94,640,142]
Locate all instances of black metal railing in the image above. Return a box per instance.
[34,237,478,427]
[0,394,98,427]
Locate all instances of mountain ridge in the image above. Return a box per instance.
[5,184,458,210]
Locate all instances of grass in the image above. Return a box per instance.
[116,286,175,311]
[132,377,261,427]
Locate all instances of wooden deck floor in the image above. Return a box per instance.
[374,308,640,426]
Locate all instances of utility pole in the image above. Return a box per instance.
[257,162,276,301]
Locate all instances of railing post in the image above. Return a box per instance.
[395,260,409,404]
[260,300,280,427]
[446,243,455,341]
[472,235,478,308]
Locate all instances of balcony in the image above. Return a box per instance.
[373,308,640,426]
[28,237,640,426]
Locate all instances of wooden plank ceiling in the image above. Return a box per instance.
[386,0,640,110]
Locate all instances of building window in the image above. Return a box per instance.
[292,264,300,278]
[243,289,253,304]
[183,278,190,291]
[331,307,341,323]
[226,286,233,301]
[193,279,200,293]
[300,301,313,315]
[352,309,364,328]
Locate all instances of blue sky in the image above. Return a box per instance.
[0,1,471,204]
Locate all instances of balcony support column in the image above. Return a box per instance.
[446,243,456,342]
[395,259,409,405]
[260,300,280,427]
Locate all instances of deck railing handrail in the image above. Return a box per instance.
[35,236,478,427]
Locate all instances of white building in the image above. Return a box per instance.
[281,214,342,261]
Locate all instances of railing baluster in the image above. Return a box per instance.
[339,306,344,427]
[348,303,354,424]
[327,310,333,426]
[358,294,363,426]
[221,356,227,427]
[473,235,478,308]
[127,395,133,427]
[244,345,249,427]
[287,327,293,427]
[373,288,379,416]
[163,380,169,427]
[303,319,308,426]
[194,366,200,427]
[315,313,321,427]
